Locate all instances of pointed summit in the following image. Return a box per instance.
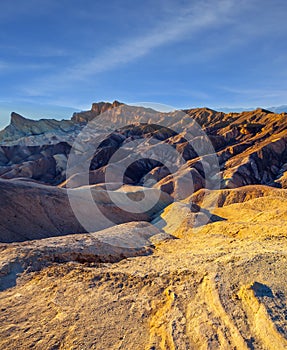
[10,112,29,127]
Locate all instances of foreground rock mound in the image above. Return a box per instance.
[0,222,170,291]
[0,189,287,349]
[0,179,172,242]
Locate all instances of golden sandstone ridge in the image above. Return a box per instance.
[0,103,287,349]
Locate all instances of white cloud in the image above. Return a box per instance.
[23,0,244,96]
[65,0,238,79]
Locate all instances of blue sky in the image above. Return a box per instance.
[0,0,286,127]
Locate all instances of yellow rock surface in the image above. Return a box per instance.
[0,186,287,349]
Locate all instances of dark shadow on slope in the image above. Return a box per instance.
[0,262,24,291]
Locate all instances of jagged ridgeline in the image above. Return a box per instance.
[0,102,287,189]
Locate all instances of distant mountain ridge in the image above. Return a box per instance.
[0,102,287,192]
[1,101,286,136]
[0,101,122,145]
[1,101,286,140]
[0,101,81,130]
[218,105,287,113]
[268,105,287,113]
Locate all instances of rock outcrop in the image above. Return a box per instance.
[71,100,123,123]
[0,112,78,144]
[0,179,172,242]
[0,221,172,290]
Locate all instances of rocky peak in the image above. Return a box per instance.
[0,112,76,144]
[72,100,123,123]
[0,101,124,144]
[255,108,273,114]
[91,100,122,113]
[10,112,29,128]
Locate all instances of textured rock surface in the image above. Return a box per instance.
[0,112,79,144]
[72,100,122,123]
[0,179,172,242]
[0,221,172,291]
[0,188,287,349]
[0,142,71,184]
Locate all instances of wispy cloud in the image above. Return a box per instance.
[60,1,239,78]
[0,60,53,72]
[218,85,287,107]
[23,0,244,96]
[221,86,287,98]
[0,46,69,58]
